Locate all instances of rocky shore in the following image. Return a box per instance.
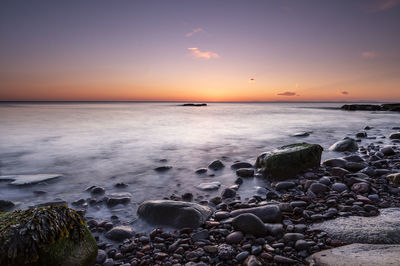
[1,127,400,265]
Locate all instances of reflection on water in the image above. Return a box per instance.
[0,102,398,228]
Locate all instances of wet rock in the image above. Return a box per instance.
[105,226,134,241]
[351,182,370,194]
[106,192,132,207]
[221,188,236,198]
[309,183,328,195]
[330,167,350,177]
[307,243,400,266]
[196,181,221,190]
[154,166,172,172]
[255,143,323,180]
[275,181,296,191]
[329,138,358,152]
[293,132,311,137]
[345,162,368,172]
[380,146,395,156]
[0,199,15,211]
[226,231,243,244]
[323,158,347,168]
[343,154,365,162]
[236,168,254,177]
[0,174,62,186]
[113,182,128,188]
[192,230,209,241]
[195,168,207,174]
[310,208,400,244]
[265,223,284,236]
[91,186,105,195]
[231,162,253,169]
[137,200,212,228]
[274,255,298,264]
[236,251,249,261]
[208,160,225,170]
[96,249,107,264]
[389,133,400,139]
[356,132,367,138]
[232,213,268,236]
[360,167,376,177]
[230,205,282,223]
[283,233,305,242]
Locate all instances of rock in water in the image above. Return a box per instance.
[196,181,221,190]
[255,143,323,180]
[389,132,400,139]
[137,200,212,228]
[0,205,97,266]
[208,160,225,170]
[329,138,358,152]
[0,200,15,212]
[104,226,134,241]
[0,174,62,185]
[310,208,400,244]
[231,162,253,169]
[307,244,400,266]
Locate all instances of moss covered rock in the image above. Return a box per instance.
[255,143,323,180]
[0,205,97,266]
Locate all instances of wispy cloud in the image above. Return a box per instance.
[277,91,297,96]
[340,91,349,95]
[185,28,205,37]
[187,48,220,60]
[362,51,378,59]
[364,0,400,13]
[249,78,256,84]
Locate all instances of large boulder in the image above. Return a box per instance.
[329,138,358,152]
[0,205,97,266]
[310,208,400,244]
[137,200,212,228]
[255,143,323,180]
[307,244,400,266]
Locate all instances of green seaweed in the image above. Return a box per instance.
[0,205,97,266]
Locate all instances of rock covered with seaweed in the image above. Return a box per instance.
[0,205,97,266]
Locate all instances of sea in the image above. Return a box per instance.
[0,102,399,230]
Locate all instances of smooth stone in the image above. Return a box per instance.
[221,188,236,198]
[264,223,284,236]
[330,167,350,177]
[104,226,134,241]
[232,213,268,236]
[307,243,400,266]
[345,162,368,172]
[137,200,212,228]
[208,160,225,170]
[0,174,62,185]
[230,205,282,223]
[343,155,364,162]
[356,132,367,138]
[96,249,107,264]
[235,251,249,261]
[293,132,310,137]
[106,192,132,207]
[283,233,305,242]
[275,181,296,191]
[196,181,221,190]
[192,230,209,241]
[323,158,347,168]
[226,231,243,244]
[351,182,370,193]
[389,133,400,139]
[295,240,310,250]
[360,167,376,176]
[380,146,395,156]
[310,208,400,244]
[331,182,348,193]
[231,162,253,169]
[387,173,400,186]
[274,255,298,264]
[214,211,230,220]
[309,183,328,194]
[236,168,254,177]
[319,176,331,185]
[255,143,323,180]
[329,138,358,152]
[91,186,105,195]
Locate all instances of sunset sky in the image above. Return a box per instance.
[1,0,400,102]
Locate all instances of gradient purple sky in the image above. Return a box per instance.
[1,0,400,101]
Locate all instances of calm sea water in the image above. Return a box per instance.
[0,102,398,229]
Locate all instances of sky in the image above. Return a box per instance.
[0,0,400,102]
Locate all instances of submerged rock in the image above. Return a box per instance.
[105,192,132,207]
[329,138,358,152]
[154,166,172,172]
[231,162,253,169]
[0,205,97,266]
[104,226,134,242]
[236,168,254,177]
[307,244,400,266]
[196,181,221,190]
[292,132,311,137]
[0,200,15,212]
[137,200,212,228]
[310,208,400,244]
[389,132,400,139]
[0,174,62,186]
[208,160,225,171]
[255,143,323,180]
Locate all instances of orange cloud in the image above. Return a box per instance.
[362,51,378,59]
[340,91,349,95]
[187,47,220,60]
[185,28,205,37]
[277,91,297,96]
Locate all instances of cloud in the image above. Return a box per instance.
[187,48,220,60]
[277,91,297,96]
[362,51,378,59]
[185,28,205,37]
[341,91,349,95]
[249,78,255,84]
